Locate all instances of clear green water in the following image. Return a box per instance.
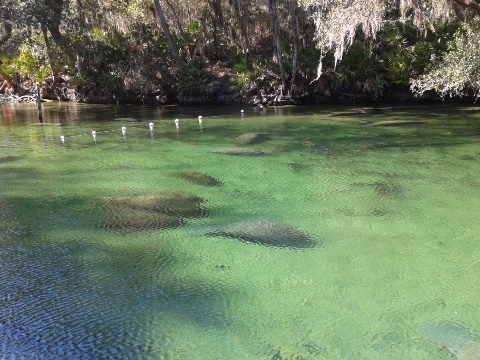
[1,103,480,359]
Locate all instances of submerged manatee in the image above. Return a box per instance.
[366,120,428,127]
[206,221,316,249]
[421,322,480,360]
[214,148,267,157]
[174,172,223,187]
[236,133,272,145]
[0,156,22,163]
[103,191,209,219]
[99,213,185,231]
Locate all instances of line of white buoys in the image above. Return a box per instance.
[57,114,256,145]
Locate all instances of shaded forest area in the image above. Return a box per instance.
[1,0,480,105]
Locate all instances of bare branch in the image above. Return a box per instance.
[450,0,480,16]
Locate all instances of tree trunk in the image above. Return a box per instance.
[164,0,185,40]
[153,0,186,77]
[0,67,13,85]
[41,24,57,82]
[209,0,223,59]
[269,0,286,91]
[289,0,299,75]
[43,0,64,44]
[0,67,27,95]
[0,22,12,47]
[230,0,250,56]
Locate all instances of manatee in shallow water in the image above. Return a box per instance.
[214,148,267,157]
[420,322,480,360]
[0,156,22,163]
[237,133,272,145]
[102,191,209,219]
[206,221,316,249]
[174,172,223,187]
[366,120,428,126]
[99,213,185,231]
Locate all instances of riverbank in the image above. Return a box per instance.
[0,65,469,107]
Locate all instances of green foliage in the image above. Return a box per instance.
[1,31,51,81]
[178,58,207,90]
[231,60,267,91]
[411,20,480,98]
[378,22,456,85]
[187,20,200,35]
[0,0,478,103]
[233,58,248,73]
[331,41,385,98]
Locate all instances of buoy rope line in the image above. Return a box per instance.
[53,119,182,143]
[43,111,247,144]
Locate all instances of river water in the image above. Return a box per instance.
[1,102,479,359]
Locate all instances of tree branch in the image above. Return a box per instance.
[450,0,480,17]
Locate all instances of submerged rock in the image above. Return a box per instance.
[214,148,267,157]
[103,191,209,219]
[206,221,317,249]
[237,133,272,145]
[174,172,223,187]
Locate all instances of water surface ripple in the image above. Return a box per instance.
[1,103,480,358]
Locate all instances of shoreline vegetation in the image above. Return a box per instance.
[2,2,480,107]
[0,64,464,107]
[0,76,473,107]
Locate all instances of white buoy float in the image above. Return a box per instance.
[240,109,244,113]
[149,122,154,132]
[60,135,65,144]
[121,126,126,136]
[175,119,179,128]
[198,115,203,125]
[92,130,97,142]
